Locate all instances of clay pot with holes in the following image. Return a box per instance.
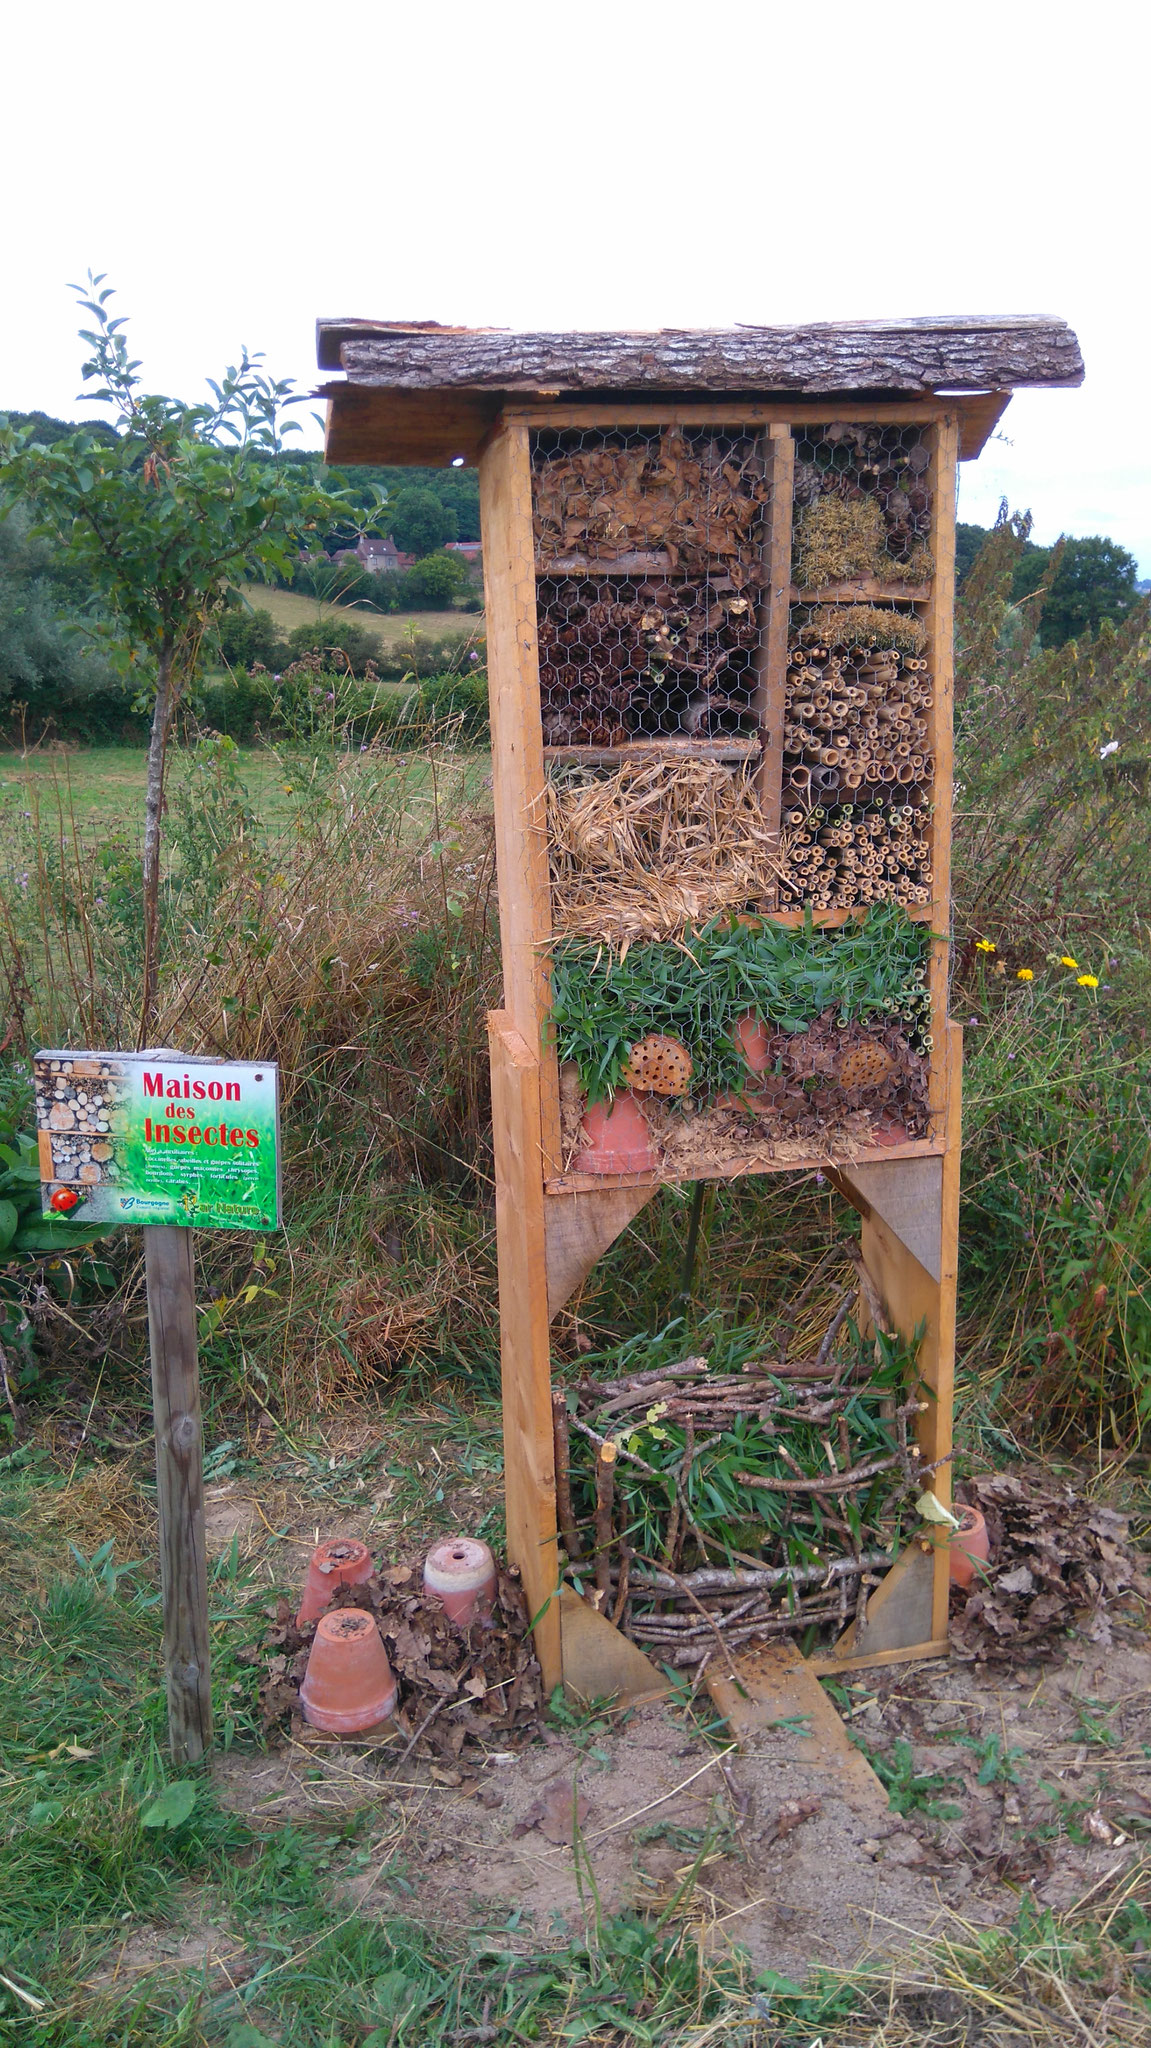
[575,1091,657,1175]
[296,1538,375,1627]
[836,1042,899,1095]
[948,1507,991,1589]
[424,1537,497,1625]
[299,1609,398,1733]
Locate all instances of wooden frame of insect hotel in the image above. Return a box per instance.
[319,315,1083,1698]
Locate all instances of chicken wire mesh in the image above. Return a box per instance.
[780,422,936,912]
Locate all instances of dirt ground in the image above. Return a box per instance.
[207,1625,1150,1983]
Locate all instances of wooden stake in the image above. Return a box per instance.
[144,1226,211,1763]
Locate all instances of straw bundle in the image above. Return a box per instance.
[546,757,781,942]
[799,605,929,654]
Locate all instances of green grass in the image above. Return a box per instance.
[242,582,474,650]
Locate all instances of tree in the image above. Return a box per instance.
[1025,536,1140,647]
[403,550,471,608]
[390,485,457,558]
[0,277,352,1031]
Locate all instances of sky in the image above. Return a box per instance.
[5,0,1148,571]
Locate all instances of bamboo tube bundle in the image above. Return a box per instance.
[777,635,934,909]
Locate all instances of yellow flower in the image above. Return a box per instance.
[1059,955,1079,970]
[975,939,996,953]
[1077,973,1099,989]
[1016,967,1034,981]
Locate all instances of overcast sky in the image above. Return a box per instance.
[5,1,1147,571]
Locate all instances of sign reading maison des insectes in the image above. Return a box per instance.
[34,1050,280,1231]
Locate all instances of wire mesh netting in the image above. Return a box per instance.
[780,422,935,910]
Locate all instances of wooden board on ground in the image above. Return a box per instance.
[706,1639,889,1818]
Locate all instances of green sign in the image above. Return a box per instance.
[34,1051,280,1231]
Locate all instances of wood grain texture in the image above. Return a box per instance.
[322,390,1014,471]
[324,317,1083,393]
[753,427,795,869]
[926,417,960,1126]
[487,1014,562,1691]
[144,1227,212,1763]
[545,1185,658,1320]
[829,1155,944,1283]
[479,421,560,1176]
[707,1640,890,1814]
[820,1541,937,1666]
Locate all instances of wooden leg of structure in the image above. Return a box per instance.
[822,1021,963,1664]
[488,1013,562,1692]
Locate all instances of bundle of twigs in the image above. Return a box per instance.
[554,1266,943,1665]
[546,757,781,942]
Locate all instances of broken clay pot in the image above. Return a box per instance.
[734,1011,772,1075]
[296,1537,374,1627]
[299,1608,398,1733]
[424,1536,497,1625]
[949,1506,991,1588]
[574,1091,656,1175]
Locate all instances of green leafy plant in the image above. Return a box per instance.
[550,903,933,1103]
[855,1734,963,1819]
[956,1731,1027,1786]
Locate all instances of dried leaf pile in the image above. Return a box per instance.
[951,1471,1151,1664]
[249,1563,544,1765]
[546,757,780,942]
[533,429,768,576]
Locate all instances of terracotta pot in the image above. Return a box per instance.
[949,1506,991,1589]
[424,1536,497,1625]
[299,1608,398,1732]
[296,1537,375,1627]
[734,1012,772,1075]
[574,1091,656,1175]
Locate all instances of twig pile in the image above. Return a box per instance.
[546,757,780,942]
[553,1289,936,1667]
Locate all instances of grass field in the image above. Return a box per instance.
[241,582,475,650]
[0,745,300,847]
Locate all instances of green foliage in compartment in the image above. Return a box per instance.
[549,904,933,1104]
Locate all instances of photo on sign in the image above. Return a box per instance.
[34,1052,281,1231]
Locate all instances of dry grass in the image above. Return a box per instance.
[800,604,929,653]
[793,494,935,591]
[546,756,781,942]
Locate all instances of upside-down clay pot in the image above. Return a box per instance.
[949,1506,991,1589]
[734,1012,772,1075]
[424,1537,497,1625]
[296,1538,375,1627]
[574,1091,656,1174]
[299,1608,398,1732]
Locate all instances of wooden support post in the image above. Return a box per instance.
[926,415,959,1125]
[144,1226,211,1764]
[488,1014,563,1692]
[754,425,796,870]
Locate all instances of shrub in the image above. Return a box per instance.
[213,602,289,674]
[286,615,381,677]
[402,550,472,608]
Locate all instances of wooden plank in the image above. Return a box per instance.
[144,1226,212,1764]
[545,1185,658,1320]
[789,578,932,603]
[328,317,1084,394]
[544,738,761,766]
[559,1588,670,1708]
[546,1134,944,1196]
[479,420,561,1179]
[322,392,1011,472]
[926,415,959,1128]
[487,1014,562,1691]
[806,1639,950,1677]
[323,384,498,466]
[819,1540,936,1667]
[856,1022,962,1646]
[829,1155,944,1282]
[707,1640,890,1817]
[753,427,795,880]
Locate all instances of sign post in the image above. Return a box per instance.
[34,1048,281,1763]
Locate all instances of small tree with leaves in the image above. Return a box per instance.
[0,276,359,1035]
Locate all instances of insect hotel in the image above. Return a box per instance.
[319,316,1083,1703]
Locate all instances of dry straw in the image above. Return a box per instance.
[546,757,782,943]
[800,604,929,654]
[792,495,934,590]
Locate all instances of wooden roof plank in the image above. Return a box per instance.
[317,315,1083,395]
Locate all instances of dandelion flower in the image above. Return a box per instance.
[1059,955,1079,970]
[1016,967,1034,981]
[1077,973,1099,989]
[975,938,996,953]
